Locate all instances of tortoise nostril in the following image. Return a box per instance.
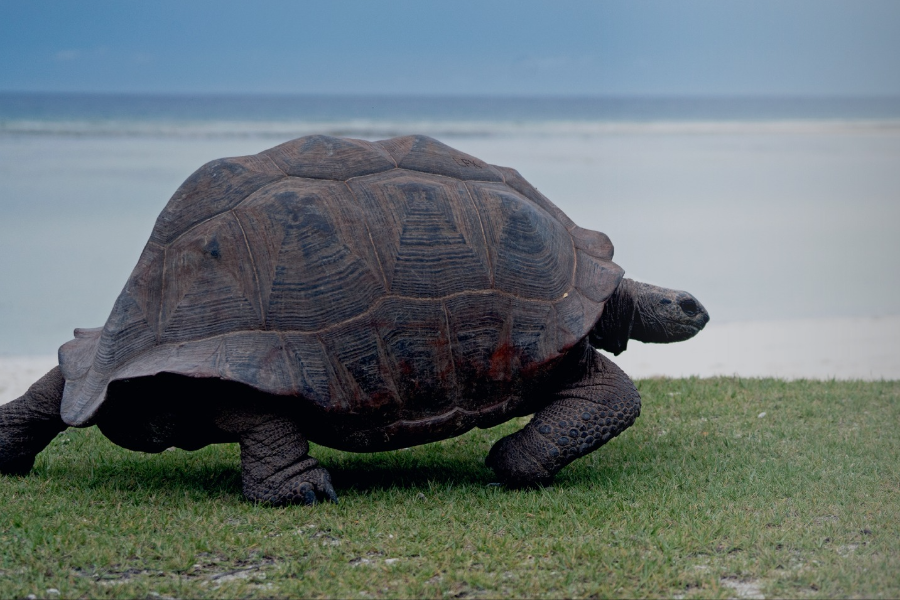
[679,297,699,316]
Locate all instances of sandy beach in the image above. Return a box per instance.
[2,315,897,407]
[2,99,899,408]
[613,315,900,380]
[4,127,900,356]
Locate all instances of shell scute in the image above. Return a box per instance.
[347,171,492,297]
[467,181,574,301]
[493,165,576,231]
[93,292,157,380]
[444,292,509,382]
[373,297,458,421]
[376,135,504,182]
[553,289,594,351]
[575,250,623,304]
[571,226,614,261]
[217,332,296,395]
[443,293,559,390]
[507,298,558,374]
[236,181,386,332]
[316,318,400,419]
[159,214,262,344]
[262,135,396,180]
[150,154,283,245]
[280,333,335,411]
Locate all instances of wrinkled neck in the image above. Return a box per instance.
[591,278,637,355]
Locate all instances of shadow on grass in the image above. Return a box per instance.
[327,458,490,492]
[40,445,497,500]
[45,460,244,501]
[35,427,678,503]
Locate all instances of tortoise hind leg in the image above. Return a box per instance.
[215,408,337,506]
[0,367,68,475]
[486,348,640,486]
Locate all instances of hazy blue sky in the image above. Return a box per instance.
[2,0,898,96]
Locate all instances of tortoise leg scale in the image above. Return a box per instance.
[486,348,641,486]
[0,366,67,475]
[215,408,337,505]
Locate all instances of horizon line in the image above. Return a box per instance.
[3,90,900,101]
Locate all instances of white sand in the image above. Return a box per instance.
[1,315,897,407]
[613,315,900,380]
[0,356,58,406]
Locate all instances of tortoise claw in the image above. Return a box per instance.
[296,477,338,506]
[324,484,339,504]
[298,482,318,505]
[279,467,338,506]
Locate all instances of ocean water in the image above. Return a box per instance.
[2,93,899,367]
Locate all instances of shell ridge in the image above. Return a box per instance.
[276,332,299,393]
[462,181,495,287]
[441,301,459,401]
[342,181,390,290]
[155,245,168,343]
[157,215,265,341]
[230,209,266,327]
[314,332,348,411]
[372,322,401,404]
[94,292,157,374]
[570,236,578,295]
[369,167,497,185]
[124,240,166,340]
[261,152,289,177]
[213,336,225,375]
[362,138,399,169]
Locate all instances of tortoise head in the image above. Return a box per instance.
[591,278,709,354]
[629,280,710,344]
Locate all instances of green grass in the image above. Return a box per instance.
[1,378,898,598]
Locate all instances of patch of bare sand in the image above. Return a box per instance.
[614,315,900,380]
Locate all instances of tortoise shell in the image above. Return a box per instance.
[59,135,624,429]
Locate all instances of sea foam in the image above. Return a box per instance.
[3,118,900,140]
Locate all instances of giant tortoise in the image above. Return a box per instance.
[0,135,709,505]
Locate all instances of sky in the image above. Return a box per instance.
[1,0,899,96]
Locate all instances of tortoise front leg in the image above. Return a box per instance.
[0,367,68,475]
[215,409,337,506]
[486,349,640,486]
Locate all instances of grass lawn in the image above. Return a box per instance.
[1,377,898,599]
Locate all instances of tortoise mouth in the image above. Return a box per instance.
[662,321,703,341]
[658,308,709,341]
